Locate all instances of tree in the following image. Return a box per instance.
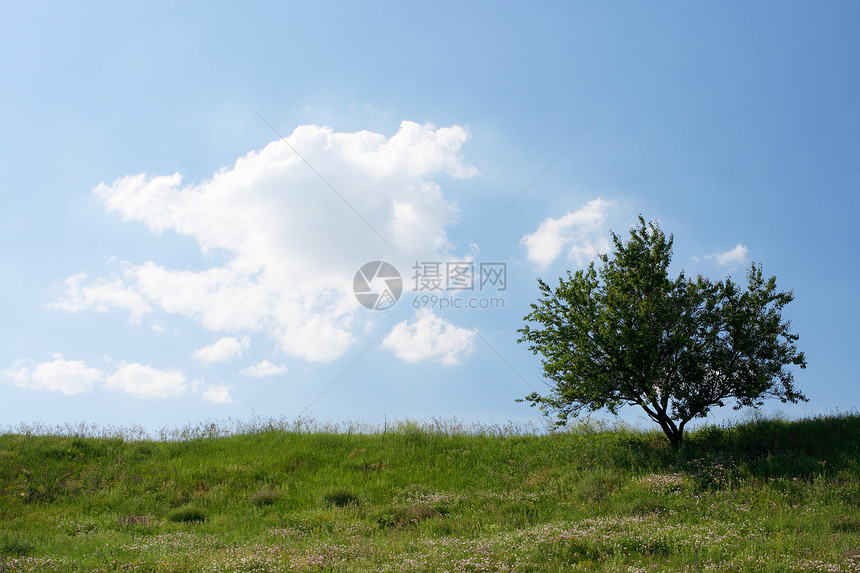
[517,217,807,447]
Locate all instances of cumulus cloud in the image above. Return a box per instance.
[192,336,250,362]
[332,121,478,179]
[105,362,188,398]
[521,199,613,270]
[240,360,288,377]
[56,121,476,362]
[1,354,103,395]
[382,309,476,365]
[1,355,203,400]
[708,244,749,267]
[202,383,232,404]
[51,273,152,324]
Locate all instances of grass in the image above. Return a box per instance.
[0,414,858,571]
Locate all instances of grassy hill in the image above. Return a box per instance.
[1,414,859,572]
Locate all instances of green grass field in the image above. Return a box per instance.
[1,413,859,572]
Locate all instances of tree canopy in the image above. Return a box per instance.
[518,217,807,446]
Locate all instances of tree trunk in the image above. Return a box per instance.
[665,427,683,448]
[639,404,686,448]
[654,413,684,448]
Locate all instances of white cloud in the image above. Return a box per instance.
[333,120,478,179]
[382,309,476,365]
[240,360,288,377]
[192,336,250,362]
[521,198,613,270]
[50,273,152,324]
[708,244,749,267]
[2,356,198,400]
[202,384,232,404]
[1,354,103,395]
[57,121,476,362]
[105,362,188,398]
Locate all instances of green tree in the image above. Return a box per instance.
[518,217,807,447]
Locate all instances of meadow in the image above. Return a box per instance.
[0,413,858,572]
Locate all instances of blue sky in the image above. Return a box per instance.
[1,1,857,434]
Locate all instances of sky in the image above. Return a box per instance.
[1,1,858,435]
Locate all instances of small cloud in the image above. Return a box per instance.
[521,198,613,270]
[1,354,103,395]
[707,244,749,267]
[50,273,152,324]
[382,309,476,365]
[2,355,230,402]
[240,360,288,377]
[105,362,188,399]
[192,336,250,363]
[202,384,232,404]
